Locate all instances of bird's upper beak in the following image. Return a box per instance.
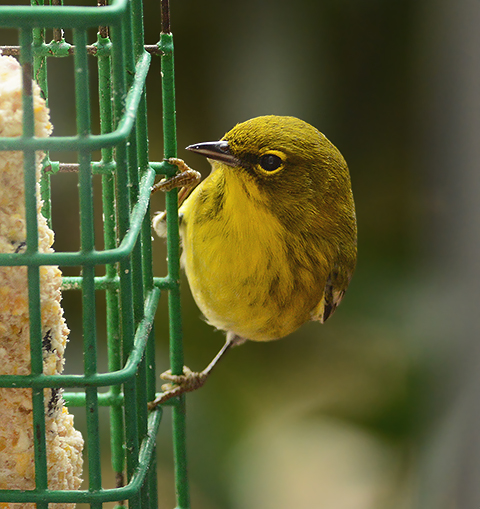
[186,141,240,167]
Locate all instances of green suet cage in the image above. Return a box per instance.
[0,0,190,507]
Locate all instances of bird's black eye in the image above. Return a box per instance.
[259,154,282,172]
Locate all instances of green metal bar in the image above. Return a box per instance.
[73,28,102,507]
[64,391,123,407]
[2,158,168,179]
[132,26,157,414]
[160,18,191,508]
[135,69,159,509]
[0,408,163,504]
[160,33,181,380]
[96,27,126,488]
[61,274,178,292]
[131,0,156,500]
[64,389,181,408]
[44,159,117,176]
[62,275,120,290]
[0,0,128,28]
[153,276,179,290]
[20,26,49,508]
[0,38,119,59]
[31,18,52,224]
[144,225,158,509]
[151,159,180,176]
[110,15,141,507]
[0,50,151,152]
[122,3,149,504]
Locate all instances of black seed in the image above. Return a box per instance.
[42,330,53,352]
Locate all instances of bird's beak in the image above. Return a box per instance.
[186,141,240,167]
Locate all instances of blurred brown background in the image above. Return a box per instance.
[3,0,480,507]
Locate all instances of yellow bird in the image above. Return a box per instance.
[151,115,357,404]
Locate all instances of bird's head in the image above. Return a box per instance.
[186,115,355,231]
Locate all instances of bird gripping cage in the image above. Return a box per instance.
[0,0,190,507]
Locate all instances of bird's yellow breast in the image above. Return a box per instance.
[179,163,326,341]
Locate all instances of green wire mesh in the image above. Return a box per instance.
[0,0,190,507]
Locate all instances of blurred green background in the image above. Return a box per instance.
[3,0,480,507]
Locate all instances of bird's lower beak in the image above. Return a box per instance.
[186,141,240,167]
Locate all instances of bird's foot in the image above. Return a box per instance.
[148,366,208,409]
[151,158,201,197]
[148,334,241,410]
[160,365,208,392]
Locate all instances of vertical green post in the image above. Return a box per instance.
[122,2,151,507]
[159,0,191,505]
[20,27,48,509]
[110,16,141,509]
[96,28,126,498]
[31,17,52,224]
[130,0,160,504]
[73,29,102,509]
[161,31,184,376]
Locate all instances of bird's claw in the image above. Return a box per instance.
[148,366,208,409]
[151,158,201,195]
[160,366,208,392]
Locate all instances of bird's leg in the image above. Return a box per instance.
[148,333,246,409]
